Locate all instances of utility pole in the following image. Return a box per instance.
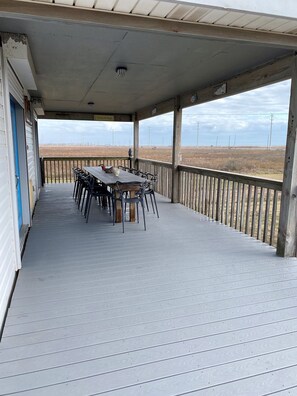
[216,135,218,147]
[269,113,273,150]
[234,134,236,147]
[196,122,199,146]
[228,135,231,148]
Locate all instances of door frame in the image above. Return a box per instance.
[10,97,23,230]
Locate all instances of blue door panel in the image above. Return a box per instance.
[10,98,23,230]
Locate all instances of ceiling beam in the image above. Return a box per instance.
[180,54,292,109]
[137,55,292,121]
[1,0,297,49]
[41,112,132,122]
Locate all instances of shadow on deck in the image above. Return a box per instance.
[1,183,297,395]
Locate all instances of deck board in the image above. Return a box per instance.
[1,183,297,395]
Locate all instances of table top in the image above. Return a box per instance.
[84,166,145,186]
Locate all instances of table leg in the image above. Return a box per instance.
[115,192,122,223]
[129,191,136,222]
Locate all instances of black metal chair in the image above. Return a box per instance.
[143,173,159,218]
[72,168,83,199]
[84,176,113,223]
[112,181,146,233]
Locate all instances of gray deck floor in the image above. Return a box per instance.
[1,184,297,395]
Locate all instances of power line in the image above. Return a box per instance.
[184,112,287,117]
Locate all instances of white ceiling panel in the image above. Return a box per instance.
[229,13,258,28]
[183,7,211,22]
[273,20,297,33]
[114,0,138,13]
[167,4,194,20]
[244,16,275,30]
[149,2,176,18]
[94,0,116,10]
[258,18,290,32]
[55,0,74,5]
[132,0,158,16]
[198,9,228,24]
[75,0,95,7]
[214,11,246,26]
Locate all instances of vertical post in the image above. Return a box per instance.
[277,56,297,257]
[133,113,139,169]
[171,96,182,203]
[40,157,45,186]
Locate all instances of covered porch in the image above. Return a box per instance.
[1,183,297,394]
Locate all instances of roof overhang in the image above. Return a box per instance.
[0,0,296,120]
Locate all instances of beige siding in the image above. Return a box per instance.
[0,55,18,328]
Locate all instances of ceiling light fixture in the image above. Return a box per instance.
[116,66,127,77]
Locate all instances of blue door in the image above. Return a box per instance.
[10,98,23,230]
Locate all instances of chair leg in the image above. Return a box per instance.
[141,200,146,231]
[150,193,155,214]
[145,195,149,211]
[83,190,90,217]
[112,199,116,225]
[73,180,78,198]
[80,187,87,211]
[136,202,139,223]
[152,191,159,218]
[78,184,84,208]
[121,198,125,233]
[85,195,93,223]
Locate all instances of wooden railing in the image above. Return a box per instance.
[138,159,282,247]
[41,156,131,184]
[137,158,172,199]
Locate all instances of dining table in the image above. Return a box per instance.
[83,166,145,223]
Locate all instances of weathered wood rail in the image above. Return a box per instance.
[138,158,282,247]
[41,156,282,247]
[41,156,132,184]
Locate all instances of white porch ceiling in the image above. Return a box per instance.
[0,0,296,116]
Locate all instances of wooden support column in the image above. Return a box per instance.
[277,56,297,257]
[171,97,182,203]
[133,114,139,169]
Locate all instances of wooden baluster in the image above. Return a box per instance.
[270,190,279,246]
[235,182,241,230]
[251,186,258,237]
[263,189,271,243]
[230,181,236,228]
[257,187,264,240]
[225,180,230,226]
[240,184,246,232]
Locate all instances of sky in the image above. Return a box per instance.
[38,79,291,147]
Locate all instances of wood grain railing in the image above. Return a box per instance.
[41,156,131,184]
[138,159,282,247]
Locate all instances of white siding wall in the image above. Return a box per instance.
[0,54,18,329]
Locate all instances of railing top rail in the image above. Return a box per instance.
[138,158,172,168]
[178,164,283,190]
[42,156,130,161]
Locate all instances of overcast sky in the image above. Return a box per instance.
[38,79,291,147]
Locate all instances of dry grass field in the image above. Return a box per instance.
[40,145,285,180]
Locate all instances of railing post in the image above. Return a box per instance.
[277,55,297,257]
[133,113,139,169]
[171,96,182,203]
[128,148,133,169]
[216,178,221,221]
[40,157,45,186]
